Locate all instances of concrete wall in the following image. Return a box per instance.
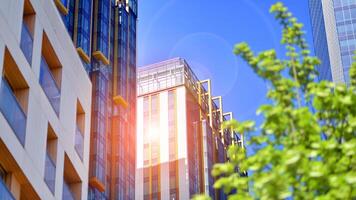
[0,0,92,199]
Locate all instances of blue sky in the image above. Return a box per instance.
[137,0,314,153]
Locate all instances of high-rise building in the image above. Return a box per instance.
[309,0,356,84]
[53,0,137,199]
[0,0,92,199]
[136,58,242,200]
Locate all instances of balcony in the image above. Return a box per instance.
[0,78,27,145]
[39,57,61,116]
[0,178,15,200]
[62,180,75,200]
[44,153,56,194]
[20,22,33,65]
[75,126,84,160]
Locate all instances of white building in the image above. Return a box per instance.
[0,0,92,199]
[136,58,240,200]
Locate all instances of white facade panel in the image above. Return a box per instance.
[176,86,187,160]
[136,97,144,169]
[176,86,190,199]
[321,0,345,83]
[135,97,144,200]
[0,0,92,199]
[159,91,170,199]
[159,91,169,163]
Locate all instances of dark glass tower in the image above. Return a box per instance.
[54,0,137,199]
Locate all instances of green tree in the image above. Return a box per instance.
[193,2,356,200]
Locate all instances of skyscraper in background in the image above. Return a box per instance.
[136,58,242,200]
[54,0,137,199]
[309,0,356,84]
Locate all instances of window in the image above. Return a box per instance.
[0,165,14,200]
[44,124,58,194]
[39,33,62,116]
[335,10,344,22]
[75,100,85,160]
[62,178,75,200]
[0,48,29,145]
[344,9,351,21]
[351,9,356,19]
[21,0,35,65]
[63,154,82,200]
[0,165,6,181]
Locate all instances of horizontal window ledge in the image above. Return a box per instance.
[54,0,69,15]
[92,51,109,65]
[113,95,128,108]
[77,48,91,63]
[89,177,105,192]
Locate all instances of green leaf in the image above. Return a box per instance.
[345,172,356,184]
[191,194,212,200]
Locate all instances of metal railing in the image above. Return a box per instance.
[39,57,61,116]
[0,78,27,145]
[44,153,56,194]
[20,22,33,65]
[75,126,84,160]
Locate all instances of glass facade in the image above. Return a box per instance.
[20,22,33,66]
[309,0,356,84]
[39,57,61,116]
[109,3,137,200]
[89,70,108,189]
[44,153,56,194]
[55,1,137,199]
[62,0,75,39]
[117,5,128,100]
[186,92,201,197]
[76,0,92,58]
[333,0,356,84]
[93,0,110,59]
[60,0,69,9]
[0,78,27,145]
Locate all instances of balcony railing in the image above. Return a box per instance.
[75,126,84,160]
[62,180,74,200]
[44,153,56,194]
[0,78,27,145]
[39,57,61,116]
[0,178,15,200]
[20,22,33,65]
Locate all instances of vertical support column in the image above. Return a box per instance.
[212,96,223,139]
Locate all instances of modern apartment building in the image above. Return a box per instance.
[309,0,356,84]
[136,58,242,200]
[0,0,92,199]
[53,0,137,199]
